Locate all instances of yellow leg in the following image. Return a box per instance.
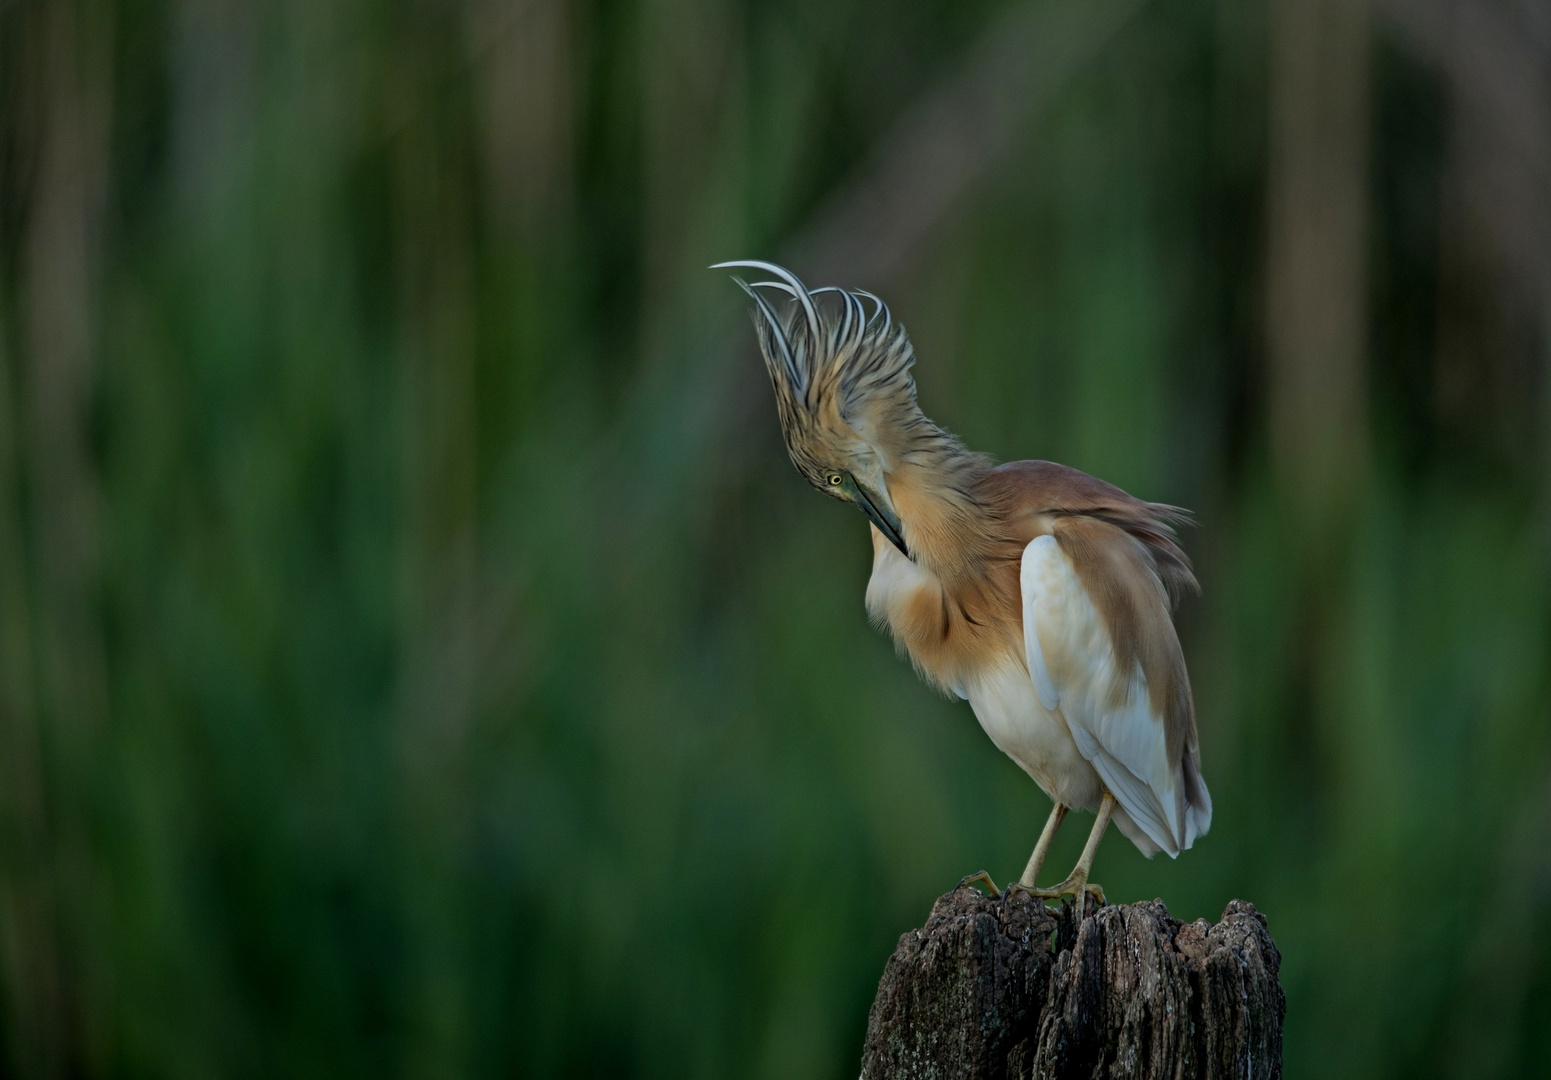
[1018,802,1068,888]
[1008,792,1115,915]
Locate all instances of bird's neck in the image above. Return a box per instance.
[883,436,997,585]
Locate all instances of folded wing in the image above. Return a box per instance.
[1021,520,1211,857]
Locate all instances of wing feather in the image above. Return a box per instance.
[1021,534,1206,857]
[1022,582,1061,712]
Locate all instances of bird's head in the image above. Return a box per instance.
[716,260,918,558]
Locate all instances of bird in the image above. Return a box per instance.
[716,260,1211,912]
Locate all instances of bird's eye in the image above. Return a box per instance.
[827,473,843,486]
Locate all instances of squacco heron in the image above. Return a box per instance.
[718,261,1211,911]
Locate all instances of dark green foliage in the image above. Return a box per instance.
[0,0,1546,1077]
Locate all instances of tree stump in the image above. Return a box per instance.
[860,888,1284,1080]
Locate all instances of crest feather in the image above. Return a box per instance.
[714,260,917,429]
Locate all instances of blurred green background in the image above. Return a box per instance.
[2,0,1549,1075]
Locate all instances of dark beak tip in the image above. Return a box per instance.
[850,481,909,559]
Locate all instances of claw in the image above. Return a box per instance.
[1005,876,1105,913]
[957,871,1002,899]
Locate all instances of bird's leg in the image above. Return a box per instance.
[1017,802,1067,888]
[1008,793,1115,913]
[1061,792,1114,915]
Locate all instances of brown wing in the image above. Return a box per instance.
[990,460,1210,852]
[980,459,1198,604]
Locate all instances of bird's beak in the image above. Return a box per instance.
[848,476,909,559]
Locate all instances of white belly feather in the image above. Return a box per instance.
[962,660,1105,810]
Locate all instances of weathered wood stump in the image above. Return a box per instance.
[860,888,1283,1079]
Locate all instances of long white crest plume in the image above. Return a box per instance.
[712,260,827,401]
[712,260,902,413]
[712,260,820,338]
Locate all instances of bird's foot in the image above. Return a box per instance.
[956,871,1002,899]
[1006,874,1105,915]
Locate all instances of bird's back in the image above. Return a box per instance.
[977,460,1196,600]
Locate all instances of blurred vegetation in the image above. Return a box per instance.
[1,0,1548,1077]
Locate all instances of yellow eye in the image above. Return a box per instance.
[827,473,843,486]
